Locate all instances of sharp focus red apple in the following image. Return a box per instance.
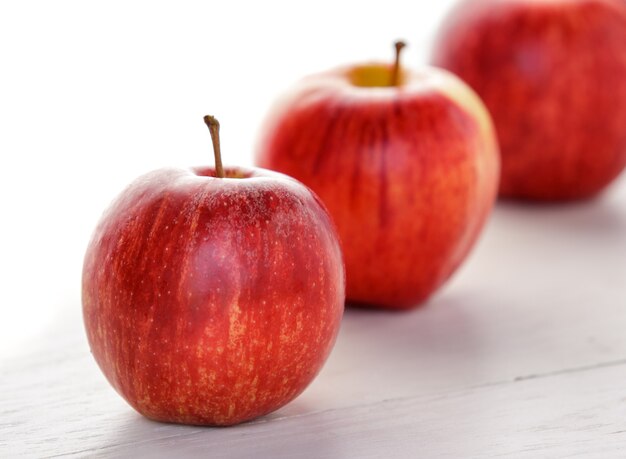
[255,44,500,309]
[82,117,345,426]
[431,0,626,200]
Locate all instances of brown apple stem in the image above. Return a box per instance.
[203,115,225,178]
[391,40,407,86]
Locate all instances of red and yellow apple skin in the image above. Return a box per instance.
[82,166,345,426]
[255,66,499,309]
[432,0,626,200]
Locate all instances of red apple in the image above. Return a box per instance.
[255,43,500,310]
[82,116,345,426]
[431,0,626,200]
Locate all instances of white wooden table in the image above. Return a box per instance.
[3,180,626,458]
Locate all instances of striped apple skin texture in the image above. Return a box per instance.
[82,167,345,426]
[432,0,626,200]
[256,68,500,309]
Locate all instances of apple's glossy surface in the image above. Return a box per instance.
[82,166,345,426]
[432,0,626,200]
[256,65,499,309]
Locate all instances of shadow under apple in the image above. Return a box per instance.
[86,405,342,459]
[307,290,491,408]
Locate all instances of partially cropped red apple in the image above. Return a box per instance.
[82,116,345,426]
[432,0,626,200]
[255,43,500,310]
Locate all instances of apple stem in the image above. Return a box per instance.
[391,40,407,86]
[203,115,225,178]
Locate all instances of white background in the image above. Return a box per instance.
[0,1,456,360]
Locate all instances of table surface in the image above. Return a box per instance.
[3,181,626,459]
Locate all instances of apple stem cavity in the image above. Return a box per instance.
[391,40,407,87]
[203,115,225,178]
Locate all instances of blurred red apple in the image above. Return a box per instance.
[432,0,626,200]
[255,43,500,310]
[82,116,345,426]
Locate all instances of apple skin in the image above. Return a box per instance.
[255,65,500,309]
[431,0,626,200]
[82,166,345,426]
